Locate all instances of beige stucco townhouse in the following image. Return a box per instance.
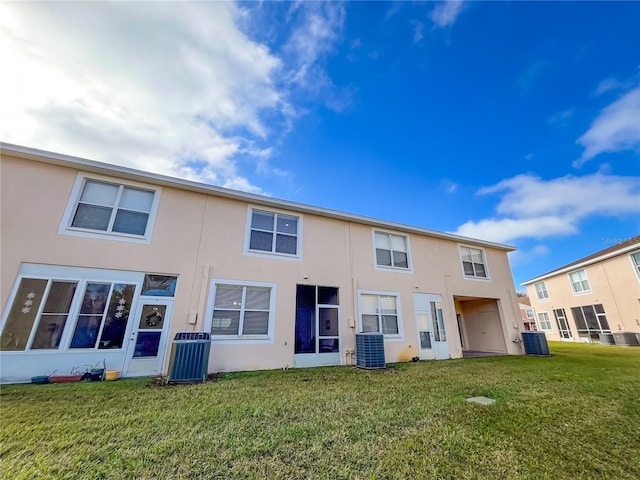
[523,237,640,343]
[1,144,524,383]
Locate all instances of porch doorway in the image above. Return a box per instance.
[123,299,173,376]
[414,293,449,360]
[455,297,508,355]
[294,285,340,368]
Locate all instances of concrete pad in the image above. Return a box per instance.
[466,396,496,405]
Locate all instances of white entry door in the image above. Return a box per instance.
[414,293,449,360]
[123,299,173,376]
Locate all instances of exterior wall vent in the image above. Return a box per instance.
[355,332,386,369]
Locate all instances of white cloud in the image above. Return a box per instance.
[411,20,424,43]
[441,180,458,194]
[575,86,640,166]
[595,77,637,96]
[456,216,578,244]
[519,59,550,93]
[283,3,345,96]
[454,173,640,244]
[595,77,628,96]
[429,1,465,28]
[0,2,346,193]
[547,109,574,126]
[508,244,549,268]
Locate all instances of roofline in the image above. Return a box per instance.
[521,241,639,285]
[1,142,516,252]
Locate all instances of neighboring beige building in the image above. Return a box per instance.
[517,297,537,332]
[523,237,640,343]
[1,144,524,383]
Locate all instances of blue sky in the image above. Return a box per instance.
[1,1,639,289]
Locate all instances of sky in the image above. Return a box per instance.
[1,1,639,290]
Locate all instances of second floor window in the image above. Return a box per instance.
[374,232,410,269]
[248,209,300,257]
[460,246,488,279]
[72,180,155,236]
[631,252,640,279]
[60,175,160,243]
[569,269,591,294]
[534,281,549,301]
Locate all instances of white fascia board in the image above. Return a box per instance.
[1,142,516,252]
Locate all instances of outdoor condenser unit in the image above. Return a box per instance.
[355,332,386,369]
[167,332,211,383]
[612,332,640,346]
[599,333,615,345]
[521,331,551,356]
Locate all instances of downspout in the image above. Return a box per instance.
[348,221,358,364]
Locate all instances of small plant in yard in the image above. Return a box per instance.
[1,342,639,479]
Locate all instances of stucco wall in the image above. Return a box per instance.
[1,150,523,379]
[526,248,640,341]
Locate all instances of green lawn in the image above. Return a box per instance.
[1,342,639,479]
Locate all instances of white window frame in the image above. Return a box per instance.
[0,264,144,354]
[357,289,404,341]
[536,312,553,333]
[568,269,591,295]
[58,173,161,244]
[534,281,550,302]
[204,279,277,344]
[525,308,534,319]
[372,230,413,272]
[571,304,610,336]
[243,206,303,262]
[458,245,490,281]
[630,251,640,281]
[553,308,572,340]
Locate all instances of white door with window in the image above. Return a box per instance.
[414,293,449,360]
[123,299,172,376]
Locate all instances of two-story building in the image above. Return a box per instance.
[523,237,640,343]
[517,297,536,332]
[1,143,524,383]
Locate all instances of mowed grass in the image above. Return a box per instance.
[1,342,639,479]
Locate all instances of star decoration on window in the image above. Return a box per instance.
[115,312,123,318]
[118,298,126,305]
[24,299,33,307]
[27,292,36,299]
[116,305,124,312]
[21,307,31,314]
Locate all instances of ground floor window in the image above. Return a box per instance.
[1,265,178,356]
[71,283,136,349]
[205,279,277,342]
[359,291,402,337]
[0,276,136,352]
[553,308,572,339]
[571,304,610,340]
[536,312,553,332]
